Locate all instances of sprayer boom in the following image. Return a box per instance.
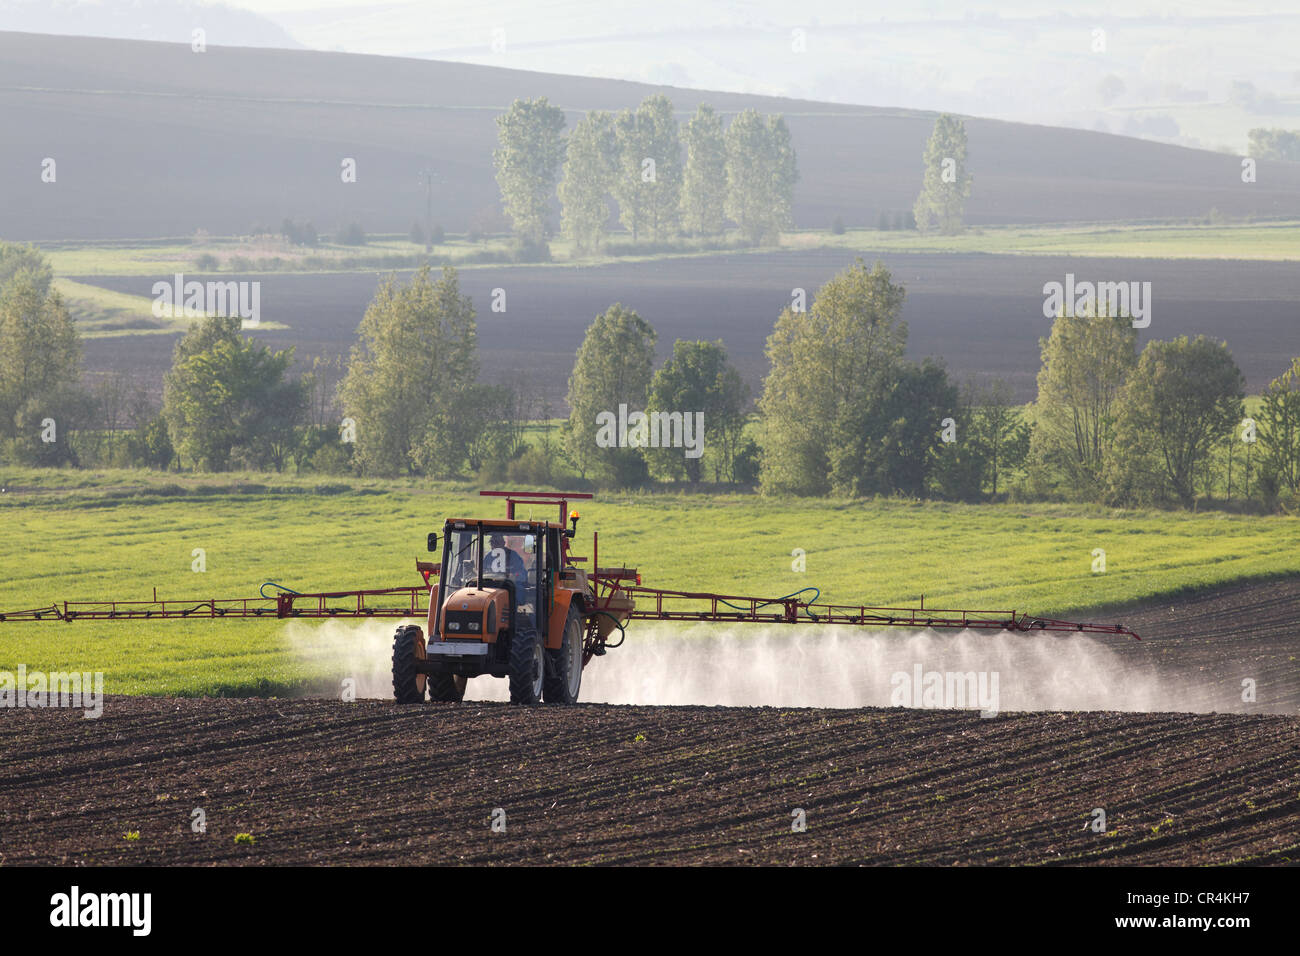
[0,492,1140,661]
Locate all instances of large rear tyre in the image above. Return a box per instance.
[428,672,467,702]
[392,625,427,703]
[508,620,545,705]
[543,605,584,705]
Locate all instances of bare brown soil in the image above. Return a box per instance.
[79,250,1300,406]
[0,576,1297,866]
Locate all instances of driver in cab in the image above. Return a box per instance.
[486,532,529,599]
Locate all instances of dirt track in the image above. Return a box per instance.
[0,577,1297,866]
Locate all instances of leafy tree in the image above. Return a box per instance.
[862,358,959,498]
[0,242,53,298]
[645,339,748,483]
[612,110,651,240]
[162,315,306,471]
[338,266,479,476]
[930,397,986,502]
[458,383,516,474]
[8,385,95,466]
[913,114,973,234]
[564,303,657,486]
[85,371,133,465]
[767,115,798,235]
[1258,356,1300,494]
[559,111,617,252]
[0,270,81,447]
[733,435,761,485]
[125,414,175,470]
[612,95,682,241]
[494,97,566,244]
[758,259,907,496]
[680,105,728,236]
[1030,308,1138,499]
[1108,336,1244,508]
[968,379,1031,497]
[725,109,798,243]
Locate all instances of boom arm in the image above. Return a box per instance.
[607,582,1139,638]
[0,574,1139,640]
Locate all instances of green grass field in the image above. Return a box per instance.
[1,469,1297,696]
[790,220,1300,261]
[36,220,1300,280]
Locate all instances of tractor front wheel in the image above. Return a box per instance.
[543,605,584,705]
[508,620,545,705]
[392,625,427,704]
[428,672,467,702]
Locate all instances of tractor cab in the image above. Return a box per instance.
[436,519,543,639]
[392,490,633,707]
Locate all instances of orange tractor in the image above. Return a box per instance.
[398,491,633,705]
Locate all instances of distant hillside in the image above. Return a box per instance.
[2,31,1298,240]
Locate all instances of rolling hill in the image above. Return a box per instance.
[3,31,1299,241]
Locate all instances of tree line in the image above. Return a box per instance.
[4,239,1298,513]
[495,95,799,255]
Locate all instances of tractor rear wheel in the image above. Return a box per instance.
[508,620,544,705]
[543,605,584,705]
[428,672,467,702]
[392,625,427,704]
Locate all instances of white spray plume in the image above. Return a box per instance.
[283,619,1242,714]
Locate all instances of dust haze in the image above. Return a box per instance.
[284,619,1243,714]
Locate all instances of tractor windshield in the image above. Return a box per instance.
[443,527,538,611]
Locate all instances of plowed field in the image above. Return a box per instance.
[1,577,1297,866]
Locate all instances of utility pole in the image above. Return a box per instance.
[418,167,436,253]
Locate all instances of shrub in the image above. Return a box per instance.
[506,444,554,486]
[305,443,353,475]
[733,436,761,485]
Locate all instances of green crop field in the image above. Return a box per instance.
[34,220,1300,280]
[1,469,1297,697]
[792,220,1300,261]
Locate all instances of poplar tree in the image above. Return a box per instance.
[564,303,657,485]
[494,97,566,243]
[559,111,617,252]
[913,113,973,234]
[680,105,727,236]
[338,266,478,476]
